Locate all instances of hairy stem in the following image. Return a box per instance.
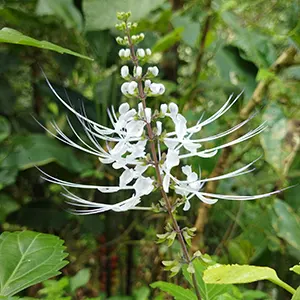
[125,27,202,300]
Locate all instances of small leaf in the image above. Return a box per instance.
[152,28,183,53]
[290,265,300,275]
[0,28,92,60]
[150,281,197,300]
[69,269,91,292]
[0,116,10,142]
[0,231,68,297]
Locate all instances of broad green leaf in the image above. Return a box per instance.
[0,231,68,297]
[83,0,164,31]
[292,287,300,300]
[204,264,279,284]
[70,268,91,292]
[0,194,20,222]
[182,258,229,300]
[1,134,91,173]
[272,199,300,253]
[221,12,276,68]
[152,28,183,53]
[260,103,288,175]
[0,28,92,60]
[0,116,10,142]
[203,264,295,294]
[150,281,197,300]
[171,14,199,47]
[133,286,150,300]
[215,46,257,99]
[36,0,83,31]
[290,265,300,275]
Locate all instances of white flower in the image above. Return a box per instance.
[145,48,152,56]
[136,48,145,58]
[118,49,125,57]
[39,60,284,215]
[121,65,129,78]
[150,83,165,95]
[134,66,142,78]
[124,49,131,57]
[128,81,138,95]
[148,66,159,77]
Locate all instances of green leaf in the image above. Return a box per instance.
[272,199,300,255]
[35,0,83,31]
[182,258,229,300]
[290,265,300,275]
[203,264,296,294]
[204,264,279,284]
[292,287,300,300]
[260,103,288,175]
[152,28,183,53]
[83,0,164,31]
[133,286,150,300]
[0,116,11,143]
[69,268,91,292]
[0,194,20,222]
[150,281,197,300]
[0,231,68,297]
[1,134,91,173]
[0,28,92,60]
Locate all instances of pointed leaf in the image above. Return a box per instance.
[150,281,197,300]
[290,265,300,275]
[0,231,68,297]
[0,28,92,60]
[292,287,300,300]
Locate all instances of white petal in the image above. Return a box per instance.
[156,121,162,136]
[169,102,178,115]
[183,200,191,211]
[165,149,180,171]
[119,102,130,114]
[128,81,138,94]
[121,65,129,78]
[145,48,152,56]
[119,169,134,187]
[124,49,131,57]
[145,107,152,123]
[121,82,130,95]
[160,103,168,115]
[98,186,121,193]
[182,165,192,176]
[126,120,145,137]
[163,174,170,193]
[134,177,154,196]
[136,48,145,57]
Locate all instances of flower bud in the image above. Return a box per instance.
[128,81,138,95]
[121,66,129,78]
[148,66,159,77]
[124,49,131,58]
[121,82,130,95]
[145,80,151,88]
[156,121,162,136]
[134,66,142,78]
[116,37,124,45]
[118,49,125,57]
[145,48,152,56]
[136,48,145,58]
[150,83,165,95]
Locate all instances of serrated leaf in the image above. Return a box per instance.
[83,0,164,31]
[0,28,92,60]
[0,231,68,297]
[150,281,197,300]
[290,265,300,275]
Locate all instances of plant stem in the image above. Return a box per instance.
[125,27,202,300]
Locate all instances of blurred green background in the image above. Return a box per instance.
[0,0,299,299]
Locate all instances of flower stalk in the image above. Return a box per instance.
[124,21,202,300]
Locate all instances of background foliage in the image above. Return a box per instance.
[0,0,299,299]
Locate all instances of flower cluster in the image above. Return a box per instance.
[40,13,283,215]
